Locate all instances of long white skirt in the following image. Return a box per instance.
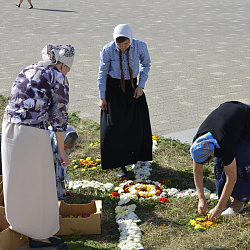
[1,122,59,239]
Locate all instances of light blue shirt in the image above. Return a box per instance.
[97,39,151,99]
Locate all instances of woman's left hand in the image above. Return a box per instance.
[133,87,144,99]
[208,206,223,221]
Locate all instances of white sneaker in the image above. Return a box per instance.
[209,203,231,214]
[221,204,244,216]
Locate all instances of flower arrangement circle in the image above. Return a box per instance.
[189,215,221,231]
[124,182,163,199]
[115,180,171,202]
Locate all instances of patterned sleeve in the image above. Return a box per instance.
[50,70,69,132]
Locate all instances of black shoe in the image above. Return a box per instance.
[16,4,20,7]
[29,4,33,9]
[29,237,64,248]
[57,243,68,250]
[117,166,127,178]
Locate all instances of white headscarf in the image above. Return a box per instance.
[41,44,75,69]
[113,24,133,43]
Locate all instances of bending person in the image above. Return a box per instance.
[190,101,250,221]
[2,44,74,248]
[50,125,78,200]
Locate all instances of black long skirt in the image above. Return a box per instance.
[100,75,152,170]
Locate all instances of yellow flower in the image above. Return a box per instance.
[89,143,93,146]
[71,160,76,163]
[73,165,78,169]
[160,224,166,227]
[194,224,205,230]
[196,217,206,222]
[152,135,160,141]
[96,159,101,162]
[189,220,196,226]
[92,167,97,171]
[81,168,86,172]
[86,157,92,161]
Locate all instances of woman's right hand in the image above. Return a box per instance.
[198,198,207,216]
[58,149,70,167]
[99,99,107,110]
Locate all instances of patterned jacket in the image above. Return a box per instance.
[3,61,69,132]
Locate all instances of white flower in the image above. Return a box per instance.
[153,140,158,151]
[68,180,114,191]
[165,188,179,196]
[210,193,218,199]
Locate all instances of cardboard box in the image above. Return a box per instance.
[56,200,102,235]
[0,178,102,247]
[0,175,2,191]
[0,228,28,250]
[0,183,27,250]
[0,205,9,232]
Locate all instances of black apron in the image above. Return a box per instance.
[100,75,152,169]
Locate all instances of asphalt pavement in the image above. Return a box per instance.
[1,0,250,144]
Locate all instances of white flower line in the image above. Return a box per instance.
[68,139,218,250]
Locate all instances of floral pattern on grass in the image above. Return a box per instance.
[112,179,171,206]
[189,215,221,231]
[71,157,102,172]
[67,137,220,250]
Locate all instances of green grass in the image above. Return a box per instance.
[1,95,250,249]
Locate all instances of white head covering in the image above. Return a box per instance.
[41,44,75,69]
[113,24,133,43]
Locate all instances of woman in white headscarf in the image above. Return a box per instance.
[97,24,152,178]
[2,44,74,248]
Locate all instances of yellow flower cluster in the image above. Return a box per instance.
[80,158,98,167]
[71,157,101,171]
[189,215,220,231]
[89,141,100,146]
[152,135,160,141]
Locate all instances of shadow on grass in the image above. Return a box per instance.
[150,160,216,192]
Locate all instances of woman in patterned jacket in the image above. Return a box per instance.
[1,44,74,248]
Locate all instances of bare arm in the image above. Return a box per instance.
[193,161,207,216]
[208,158,237,220]
[55,131,70,166]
